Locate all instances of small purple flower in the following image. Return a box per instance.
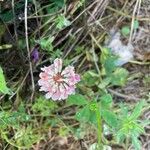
[31,45,39,62]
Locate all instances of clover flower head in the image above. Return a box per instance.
[38,58,80,101]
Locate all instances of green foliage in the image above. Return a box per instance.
[121,20,139,36]
[121,26,130,36]
[14,126,41,148]
[101,48,117,75]
[75,104,97,124]
[12,103,31,123]
[0,24,6,37]
[67,94,88,106]
[59,127,69,137]
[0,104,30,130]
[52,0,65,8]
[55,15,71,29]
[133,20,139,29]
[1,126,41,149]
[82,70,100,87]
[0,44,12,50]
[116,101,146,150]
[0,111,18,129]
[111,68,129,86]
[98,77,111,89]
[46,0,65,13]
[0,66,11,95]
[101,109,118,128]
[0,0,32,23]
[71,93,118,129]
[0,10,14,23]
[32,96,58,116]
[100,94,112,109]
[0,0,147,149]
[39,37,54,51]
[100,47,129,87]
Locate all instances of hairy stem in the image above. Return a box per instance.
[96,104,103,149]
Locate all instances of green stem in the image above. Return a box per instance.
[96,104,103,149]
[125,136,129,150]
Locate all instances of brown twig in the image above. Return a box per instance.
[25,0,35,101]
[108,88,140,101]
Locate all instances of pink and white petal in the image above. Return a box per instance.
[51,84,59,94]
[75,74,80,82]
[41,66,50,72]
[63,77,77,86]
[66,74,80,85]
[66,85,75,95]
[61,66,74,76]
[54,58,62,74]
[38,79,47,86]
[39,86,47,92]
[41,66,47,71]
[47,64,55,76]
[61,91,68,100]
[48,78,55,85]
[45,92,53,99]
[59,83,65,93]
[63,83,69,90]
[52,91,61,101]
[39,72,49,80]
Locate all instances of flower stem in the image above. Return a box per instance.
[96,104,103,149]
[125,136,129,150]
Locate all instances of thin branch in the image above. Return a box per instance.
[12,0,18,42]
[129,0,140,43]
[108,89,140,101]
[25,0,35,101]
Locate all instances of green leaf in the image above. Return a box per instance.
[75,105,97,124]
[98,77,111,89]
[121,26,130,36]
[47,0,64,13]
[39,37,54,51]
[12,103,31,123]
[14,126,41,148]
[129,100,145,120]
[82,70,99,87]
[116,130,126,143]
[100,48,118,75]
[100,94,112,109]
[32,97,57,116]
[101,109,118,128]
[0,24,6,36]
[67,94,88,106]
[55,15,71,29]
[75,106,91,122]
[53,0,64,8]
[0,67,10,94]
[0,44,12,50]
[133,20,139,29]
[119,103,129,119]
[0,10,14,22]
[131,135,141,150]
[111,68,128,86]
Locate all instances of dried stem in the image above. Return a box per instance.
[25,0,35,101]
